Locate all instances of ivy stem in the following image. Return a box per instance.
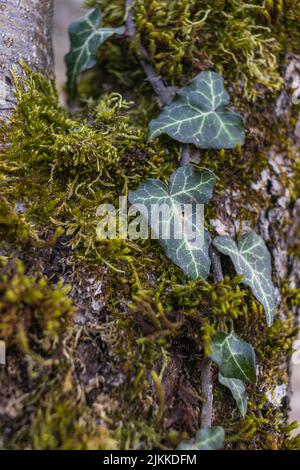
[125,0,191,166]
[200,247,224,428]
[180,144,191,167]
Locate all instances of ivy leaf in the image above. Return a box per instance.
[213,230,276,326]
[148,71,245,149]
[128,165,216,280]
[65,8,125,97]
[218,373,248,418]
[178,426,225,450]
[210,330,256,384]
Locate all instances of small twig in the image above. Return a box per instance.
[125,0,137,39]
[200,247,224,428]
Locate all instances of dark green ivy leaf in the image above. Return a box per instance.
[218,373,248,418]
[65,8,125,97]
[213,230,276,326]
[148,71,245,149]
[128,165,216,280]
[178,426,225,450]
[210,330,256,384]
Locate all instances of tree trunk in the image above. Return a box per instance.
[0,0,299,450]
[0,0,54,121]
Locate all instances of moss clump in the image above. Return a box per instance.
[0,69,177,266]
[1,67,298,447]
[78,1,300,102]
[0,0,299,448]
[133,0,290,100]
[1,358,116,450]
[0,196,39,246]
[0,259,74,353]
[103,264,269,446]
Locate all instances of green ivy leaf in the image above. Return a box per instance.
[128,165,216,280]
[210,330,256,384]
[218,373,248,418]
[65,8,125,97]
[178,426,225,450]
[213,230,276,326]
[148,71,245,149]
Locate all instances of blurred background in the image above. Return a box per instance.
[53,0,300,430]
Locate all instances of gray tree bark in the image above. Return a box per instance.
[211,54,300,420]
[0,0,54,122]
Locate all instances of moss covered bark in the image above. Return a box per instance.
[0,0,54,121]
[0,0,300,450]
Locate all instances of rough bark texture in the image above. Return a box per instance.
[0,0,299,451]
[211,54,300,419]
[0,0,54,121]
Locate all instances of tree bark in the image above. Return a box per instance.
[0,0,54,122]
[211,54,300,420]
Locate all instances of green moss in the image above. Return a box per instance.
[291,148,300,201]
[1,0,299,446]
[72,1,297,103]
[1,359,117,450]
[0,196,38,246]
[0,69,176,266]
[284,422,300,450]
[133,0,284,99]
[29,389,116,450]
[1,66,297,446]
[0,259,74,353]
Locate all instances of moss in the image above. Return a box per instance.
[262,0,300,47]
[133,0,300,100]
[85,0,300,104]
[0,69,177,266]
[1,360,117,450]
[0,196,39,246]
[1,65,298,446]
[285,422,300,450]
[0,259,74,353]
[29,389,116,450]
[75,1,300,104]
